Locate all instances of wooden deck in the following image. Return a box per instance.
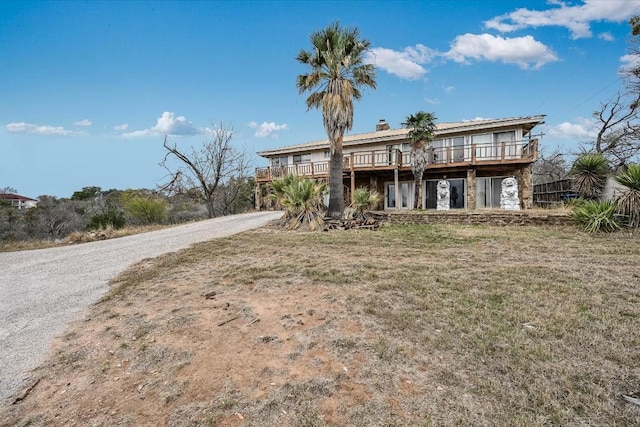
[256,139,538,182]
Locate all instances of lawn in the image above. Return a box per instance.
[2,223,639,426]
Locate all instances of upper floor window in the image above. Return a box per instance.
[271,156,288,167]
[324,150,330,158]
[293,153,311,164]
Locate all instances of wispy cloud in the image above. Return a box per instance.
[620,54,640,74]
[114,124,129,131]
[546,117,597,139]
[74,119,92,127]
[6,122,82,136]
[366,44,435,80]
[485,0,640,39]
[123,112,201,137]
[445,33,558,69]
[599,32,614,42]
[249,121,288,138]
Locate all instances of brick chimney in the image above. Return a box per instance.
[376,119,390,132]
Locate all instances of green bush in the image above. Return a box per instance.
[270,174,326,230]
[569,153,609,199]
[571,199,621,233]
[123,197,168,225]
[87,209,125,230]
[614,164,640,229]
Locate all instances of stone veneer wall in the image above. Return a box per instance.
[372,210,572,227]
[518,165,534,209]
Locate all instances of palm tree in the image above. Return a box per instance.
[569,153,609,199]
[296,22,376,219]
[402,111,437,209]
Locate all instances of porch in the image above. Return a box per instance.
[255,139,538,183]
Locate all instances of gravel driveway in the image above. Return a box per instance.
[0,211,282,403]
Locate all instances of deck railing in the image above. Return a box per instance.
[256,139,538,182]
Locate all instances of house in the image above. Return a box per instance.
[255,115,545,211]
[0,193,39,209]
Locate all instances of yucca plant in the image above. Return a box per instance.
[571,199,622,233]
[569,153,609,199]
[614,163,640,229]
[345,187,381,220]
[269,174,326,230]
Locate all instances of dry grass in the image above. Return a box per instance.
[2,223,640,426]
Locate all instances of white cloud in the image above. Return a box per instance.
[123,112,201,137]
[546,117,597,139]
[620,54,640,73]
[74,119,92,127]
[446,33,558,69]
[114,124,129,131]
[598,32,614,42]
[366,44,436,80]
[6,122,81,136]
[442,85,455,93]
[424,98,440,105]
[485,0,640,39]
[249,121,288,138]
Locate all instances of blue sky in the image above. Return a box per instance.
[3,0,640,198]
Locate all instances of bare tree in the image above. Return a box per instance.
[533,148,569,185]
[159,123,251,218]
[583,91,640,169]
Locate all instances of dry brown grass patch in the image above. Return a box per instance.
[2,224,640,426]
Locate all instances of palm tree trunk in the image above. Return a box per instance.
[414,170,424,209]
[327,138,345,219]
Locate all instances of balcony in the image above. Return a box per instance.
[256,139,538,182]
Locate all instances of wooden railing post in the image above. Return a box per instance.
[311,162,315,177]
[350,152,355,171]
[472,144,477,164]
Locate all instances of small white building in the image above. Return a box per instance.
[0,193,39,209]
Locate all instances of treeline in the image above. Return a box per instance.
[0,180,255,243]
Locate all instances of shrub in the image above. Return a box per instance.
[571,199,621,233]
[345,187,381,220]
[614,164,640,229]
[87,209,125,230]
[569,153,609,199]
[123,197,168,225]
[270,174,326,230]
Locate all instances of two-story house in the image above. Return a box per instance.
[255,115,545,211]
[0,193,39,209]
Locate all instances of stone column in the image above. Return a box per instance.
[466,169,476,210]
[519,165,533,209]
[255,183,262,210]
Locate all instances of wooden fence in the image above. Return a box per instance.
[533,179,574,206]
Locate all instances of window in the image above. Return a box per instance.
[425,179,465,209]
[323,150,330,158]
[271,156,288,167]
[476,176,506,208]
[293,153,311,164]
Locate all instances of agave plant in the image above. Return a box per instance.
[269,174,326,230]
[345,187,381,220]
[614,164,640,229]
[571,199,622,233]
[569,153,609,199]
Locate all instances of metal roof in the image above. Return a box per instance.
[257,115,545,157]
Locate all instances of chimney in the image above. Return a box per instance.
[376,119,390,132]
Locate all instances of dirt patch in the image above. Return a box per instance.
[2,224,640,426]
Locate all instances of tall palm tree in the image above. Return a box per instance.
[296,22,376,219]
[402,111,437,209]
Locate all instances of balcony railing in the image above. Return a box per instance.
[256,139,538,182]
